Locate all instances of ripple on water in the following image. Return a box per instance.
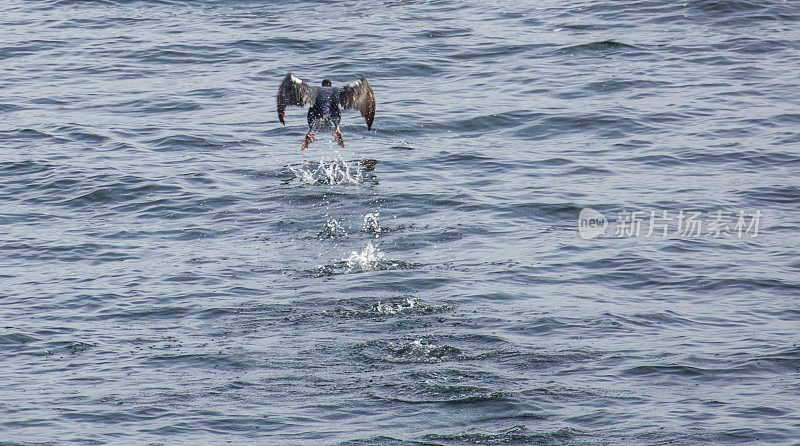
[424,426,582,445]
[319,296,453,320]
[552,40,640,55]
[357,334,508,365]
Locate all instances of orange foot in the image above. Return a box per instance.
[333,128,345,148]
[302,133,315,151]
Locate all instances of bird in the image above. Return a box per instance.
[277,73,376,150]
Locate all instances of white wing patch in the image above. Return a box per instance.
[289,74,302,84]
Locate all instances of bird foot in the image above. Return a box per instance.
[333,129,345,148]
[302,133,315,151]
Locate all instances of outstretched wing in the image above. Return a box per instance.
[339,77,375,130]
[277,73,317,125]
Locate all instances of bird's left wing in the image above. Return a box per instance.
[277,73,317,125]
[339,77,376,130]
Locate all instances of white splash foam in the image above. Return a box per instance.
[401,339,430,355]
[373,297,419,315]
[362,212,381,236]
[319,218,346,238]
[345,241,384,271]
[288,156,363,186]
[390,338,461,362]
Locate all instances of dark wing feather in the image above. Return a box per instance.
[339,77,375,130]
[277,73,317,125]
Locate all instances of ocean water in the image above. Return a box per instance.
[2,0,800,444]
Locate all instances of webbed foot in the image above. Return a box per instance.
[333,127,345,148]
[302,132,315,151]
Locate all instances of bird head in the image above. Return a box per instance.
[321,79,332,87]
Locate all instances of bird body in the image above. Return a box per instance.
[307,86,341,131]
[277,74,375,150]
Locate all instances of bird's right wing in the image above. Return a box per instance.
[277,73,317,125]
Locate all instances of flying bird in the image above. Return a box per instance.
[277,73,376,150]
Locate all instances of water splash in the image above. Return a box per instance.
[373,297,419,315]
[389,338,462,362]
[308,243,413,277]
[287,156,363,185]
[362,212,381,236]
[319,218,347,238]
[345,241,384,271]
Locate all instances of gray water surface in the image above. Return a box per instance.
[2,0,800,444]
